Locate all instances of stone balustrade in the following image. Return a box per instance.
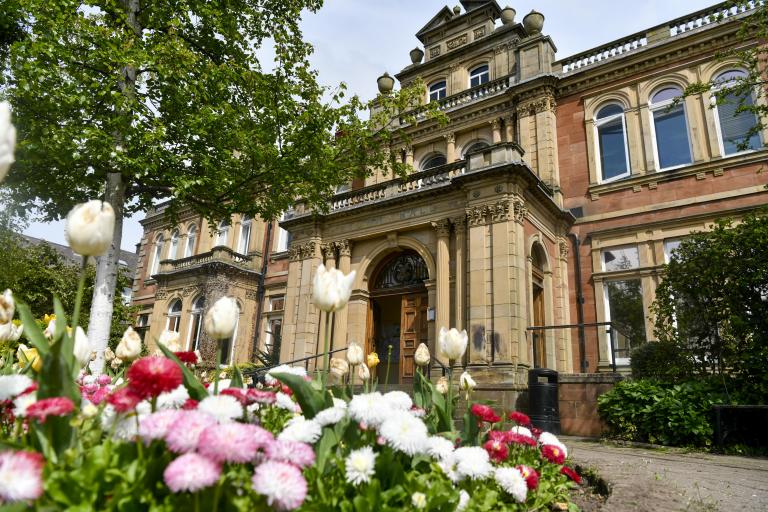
[158,246,255,274]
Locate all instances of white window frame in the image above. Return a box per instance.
[275,213,291,252]
[648,87,693,172]
[184,225,196,258]
[469,64,489,88]
[603,279,645,367]
[711,69,763,157]
[169,229,180,260]
[428,80,447,102]
[215,219,230,247]
[594,104,631,184]
[238,215,252,254]
[166,299,182,332]
[187,296,205,351]
[149,235,164,277]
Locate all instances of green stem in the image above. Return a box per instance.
[214,342,222,395]
[447,361,455,433]
[194,493,200,512]
[321,311,332,388]
[349,364,356,395]
[384,344,393,392]
[71,257,89,332]
[212,479,223,512]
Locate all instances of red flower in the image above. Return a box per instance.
[507,432,537,447]
[182,398,199,410]
[483,439,509,463]
[541,444,565,465]
[508,411,531,426]
[26,397,75,423]
[531,427,543,438]
[246,389,276,405]
[280,385,293,396]
[470,403,501,423]
[487,430,507,443]
[126,356,183,399]
[174,351,199,365]
[221,388,248,404]
[517,465,540,489]
[561,466,581,484]
[107,388,143,412]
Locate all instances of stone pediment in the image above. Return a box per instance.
[416,1,502,44]
[415,6,455,41]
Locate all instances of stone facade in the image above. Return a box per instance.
[132,0,768,402]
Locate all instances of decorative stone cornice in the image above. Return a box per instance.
[432,218,452,238]
[465,197,521,226]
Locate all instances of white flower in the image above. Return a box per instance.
[315,404,347,427]
[438,327,468,361]
[539,432,568,457]
[379,411,428,456]
[82,402,99,418]
[278,416,322,443]
[104,347,116,361]
[274,391,300,412]
[510,426,534,438]
[12,393,36,417]
[411,492,427,509]
[43,318,56,339]
[73,327,91,367]
[0,375,33,401]
[436,376,449,394]
[453,446,493,480]
[438,457,460,483]
[0,289,14,324]
[346,342,364,366]
[457,490,470,512]
[459,371,476,391]
[312,264,356,312]
[348,392,388,427]
[197,395,243,423]
[115,327,142,361]
[111,357,123,369]
[157,385,190,410]
[383,390,412,411]
[158,330,182,352]
[425,436,454,461]
[414,342,430,367]
[495,467,528,503]
[204,296,239,340]
[329,358,349,379]
[345,446,377,485]
[0,102,16,183]
[265,365,307,386]
[0,322,22,342]
[65,200,115,257]
[357,363,371,381]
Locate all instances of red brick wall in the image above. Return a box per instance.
[558,373,622,437]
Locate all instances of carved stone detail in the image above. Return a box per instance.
[494,44,508,55]
[288,241,318,261]
[465,199,518,226]
[512,196,527,224]
[444,132,455,144]
[446,33,468,50]
[559,238,569,259]
[337,239,351,257]
[321,242,336,259]
[155,289,169,300]
[433,218,451,238]
[452,216,467,235]
[429,46,441,58]
[474,26,487,39]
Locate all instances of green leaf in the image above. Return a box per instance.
[230,365,244,388]
[272,371,332,419]
[17,302,49,356]
[156,341,208,401]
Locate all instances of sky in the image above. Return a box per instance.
[22,0,716,251]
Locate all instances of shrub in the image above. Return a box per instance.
[597,379,728,447]
[630,341,692,382]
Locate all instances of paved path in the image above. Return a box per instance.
[564,439,768,512]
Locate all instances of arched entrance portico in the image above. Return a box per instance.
[366,251,430,384]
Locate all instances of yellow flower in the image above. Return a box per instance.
[17,345,42,372]
[43,313,56,324]
[366,352,380,369]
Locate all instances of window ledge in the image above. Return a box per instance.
[270,251,289,261]
[143,278,157,286]
[588,149,768,198]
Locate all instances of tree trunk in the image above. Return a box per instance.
[88,171,126,374]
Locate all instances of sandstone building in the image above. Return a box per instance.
[132,0,767,402]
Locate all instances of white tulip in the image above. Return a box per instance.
[346,342,364,366]
[358,363,371,381]
[0,322,22,342]
[104,347,116,362]
[73,326,92,367]
[204,296,239,340]
[115,327,142,361]
[65,200,115,257]
[111,357,123,369]
[329,357,349,379]
[460,371,476,391]
[436,376,449,394]
[312,264,356,312]
[43,318,56,339]
[0,289,14,324]
[438,327,468,362]
[158,330,182,352]
[414,342,430,367]
[0,102,16,183]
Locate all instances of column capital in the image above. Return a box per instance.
[321,242,336,259]
[405,145,414,156]
[337,239,351,257]
[444,132,455,144]
[512,196,527,224]
[451,215,467,234]
[490,118,502,130]
[432,218,451,238]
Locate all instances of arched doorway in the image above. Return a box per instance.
[367,251,429,384]
[530,243,548,368]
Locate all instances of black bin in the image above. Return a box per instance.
[528,368,560,435]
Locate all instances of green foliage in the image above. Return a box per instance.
[630,341,693,382]
[652,211,768,403]
[597,379,728,447]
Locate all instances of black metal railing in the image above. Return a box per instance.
[527,321,631,373]
[242,347,348,384]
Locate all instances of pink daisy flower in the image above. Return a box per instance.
[139,410,182,443]
[0,450,44,502]
[127,356,183,399]
[163,453,221,493]
[247,389,277,405]
[264,439,316,468]
[26,397,75,423]
[198,423,272,464]
[165,410,218,453]
[252,460,307,511]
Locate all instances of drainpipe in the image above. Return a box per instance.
[251,219,274,359]
[568,232,588,373]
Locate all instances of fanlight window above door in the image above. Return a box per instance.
[373,253,429,290]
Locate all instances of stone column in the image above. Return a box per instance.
[452,215,467,331]
[405,146,414,169]
[504,115,515,143]
[466,205,490,364]
[322,243,336,269]
[445,133,457,162]
[491,118,502,144]
[334,240,352,349]
[512,196,529,367]
[318,243,336,356]
[433,219,451,361]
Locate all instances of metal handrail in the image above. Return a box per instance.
[242,347,348,379]
[527,321,624,372]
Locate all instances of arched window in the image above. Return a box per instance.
[184,225,197,258]
[149,234,164,277]
[275,212,292,252]
[469,64,489,87]
[215,219,230,247]
[167,299,182,332]
[462,140,490,158]
[421,153,447,170]
[594,103,630,182]
[169,229,180,260]
[428,80,447,102]
[238,215,252,254]
[649,86,692,170]
[713,69,761,155]
[188,296,205,351]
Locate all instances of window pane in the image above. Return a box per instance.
[429,81,446,101]
[719,92,761,154]
[470,65,489,87]
[596,104,623,119]
[653,104,691,168]
[598,118,628,180]
[663,239,682,263]
[422,154,447,170]
[603,246,640,271]
[605,279,647,359]
[651,87,681,103]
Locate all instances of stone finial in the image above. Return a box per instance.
[453,5,461,15]
[523,10,544,35]
[377,72,395,94]
[501,6,516,25]
[409,47,424,64]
